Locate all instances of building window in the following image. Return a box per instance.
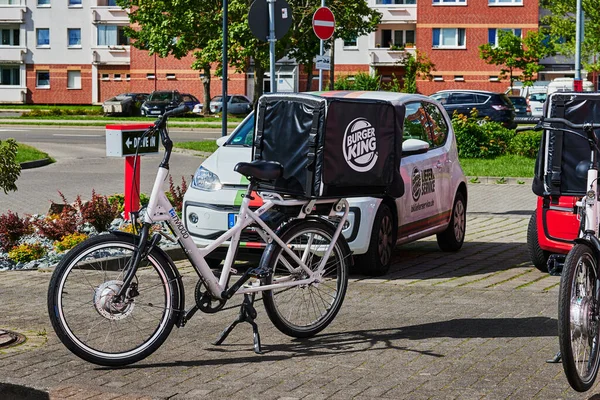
[97,0,117,5]
[166,73,176,80]
[67,70,81,89]
[454,75,464,81]
[433,75,444,81]
[146,73,155,80]
[114,73,121,80]
[489,0,522,4]
[344,36,357,47]
[37,0,50,6]
[68,28,81,47]
[36,28,50,47]
[0,0,19,4]
[126,73,130,81]
[432,28,466,48]
[375,0,416,4]
[1,29,19,46]
[0,66,20,86]
[36,71,50,88]
[489,76,500,81]
[68,0,82,5]
[433,0,466,4]
[97,25,129,46]
[488,28,522,46]
[101,73,109,80]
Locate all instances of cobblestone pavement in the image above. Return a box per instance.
[2,183,600,399]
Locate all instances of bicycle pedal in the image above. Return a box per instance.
[247,266,272,278]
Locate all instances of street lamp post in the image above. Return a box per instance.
[574,0,583,92]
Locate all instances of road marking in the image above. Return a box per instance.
[0,128,25,132]
[53,134,102,137]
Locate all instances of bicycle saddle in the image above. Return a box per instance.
[234,160,283,181]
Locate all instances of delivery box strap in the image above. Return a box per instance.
[305,108,322,194]
[549,98,566,196]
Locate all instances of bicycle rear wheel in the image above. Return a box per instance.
[558,243,600,392]
[261,219,349,338]
[47,233,180,366]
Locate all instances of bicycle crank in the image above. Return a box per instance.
[195,280,226,313]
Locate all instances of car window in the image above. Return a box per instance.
[530,93,547,102]
[424,103,448,147]
[227,113,255,147]
[149,92,173,101]
[403,102,431,145]
[475,94,490,104]
[509,97,527,106]
[498,94,513,106]
[232,96,242,104]
[430,92,449,104]
[447,93,476,104]
[182,95,192,102]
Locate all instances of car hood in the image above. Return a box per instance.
[201,145,251,185]
[144,100,172,107]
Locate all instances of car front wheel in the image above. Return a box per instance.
[437,191,466,252]
[355,203,396,276]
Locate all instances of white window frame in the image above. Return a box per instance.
[488,28,522,46]
[68,0,82,7]
[146,73,155,80]
[433,28,466,49]
[114,73,121,81]
[37,0,50,7]
[67,28,81,48]
[488,0,522,5]
[67,70,81,89]
[101,73,109,81]
[166,73,176,80]
[433,0,466,5]
[36,70,50,88]
[36,28,50,48]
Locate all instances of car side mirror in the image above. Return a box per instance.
[402,138,430,156]
[216,135,230,147]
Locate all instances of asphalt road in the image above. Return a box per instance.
[2,125,219,215]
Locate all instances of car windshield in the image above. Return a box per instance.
[498,94,513,106]
[530,93,547,102]
[509,97,527,106]
[226,113,255,147]
[149,92,174,101]
[212,96,231,103]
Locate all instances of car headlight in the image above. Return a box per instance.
[191,166,222,191]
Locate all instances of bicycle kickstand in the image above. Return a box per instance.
[546,351,561,363]
[213,293,263,354]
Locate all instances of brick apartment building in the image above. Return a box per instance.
[0,0,579,105]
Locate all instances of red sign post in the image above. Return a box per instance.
[312,7,335,40]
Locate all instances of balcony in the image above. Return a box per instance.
[0,0,26,23]
[91,6,128,24]
[0,87,26,103]
[372,2,417,24]
[92,46,130,65]
[369,47,416,66]
[0,46,25,63]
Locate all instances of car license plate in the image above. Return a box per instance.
[228,213,238,229]
[535,107,543,112]
[150,110,161,115]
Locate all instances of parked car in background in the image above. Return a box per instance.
[528,89,547,118]
[141,90,183,117]
[181,93,201,111]
[547,77,594,95]
[183,91,468,276]
[431,89,517,129]
[209,94,252,114]
[507,95,531,122]
[102,93,149,116]
[192,103,203,114]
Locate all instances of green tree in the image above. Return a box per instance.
[540,0,600,76]
[0,138,20,194]
[479,30,556,87]
[401,50,435,94]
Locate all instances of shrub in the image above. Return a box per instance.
[509,130,542,158]
[167,176,189,214]
[0,211,33,251]
[0,138,20,194]
[8,243,47,263]
[32,212,78,241]
[54,232,88,252]
[108,193,150,213]
[452,110,515,158]
[76,190,119,232]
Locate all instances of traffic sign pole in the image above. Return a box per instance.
[318,0,325,91]
[124,155,140,221]
[313,6,335,90]
[268,0,277,93]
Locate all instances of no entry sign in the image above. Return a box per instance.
[312,7,335,40]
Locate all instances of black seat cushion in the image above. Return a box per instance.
[234,160,283,181]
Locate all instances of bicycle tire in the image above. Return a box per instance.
[47,233,181,366]
[558,243,600,392]
[261,219,349,338]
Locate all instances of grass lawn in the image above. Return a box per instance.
[460,154,535,178]
[16,143,53,164]
[174,141,219,153]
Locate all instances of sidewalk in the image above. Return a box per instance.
[2,182,596,399]
[0,118,239,127]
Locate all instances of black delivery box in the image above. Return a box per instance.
[532,92,600,197]
[252,93,405,199]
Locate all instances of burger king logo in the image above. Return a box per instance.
[342,117,378,172]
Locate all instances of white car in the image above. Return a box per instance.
[183,91,468,276]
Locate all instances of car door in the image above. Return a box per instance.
[445,92,477,117]
[396,101,446,239]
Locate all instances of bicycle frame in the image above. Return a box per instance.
[143,166,350,301]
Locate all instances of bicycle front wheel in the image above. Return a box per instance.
[558,243,600,392]
[47,233,180,366]
[261,219,349,338]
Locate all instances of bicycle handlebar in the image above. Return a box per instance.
[149,104,189,169]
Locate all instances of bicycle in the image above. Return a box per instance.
[524,117,600,391]
[47,105,352,367]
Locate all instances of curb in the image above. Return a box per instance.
[466,176,532,185]
[20,158,53,170]
[0,382,49,400]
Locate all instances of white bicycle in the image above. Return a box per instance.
[47,105,352,366]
